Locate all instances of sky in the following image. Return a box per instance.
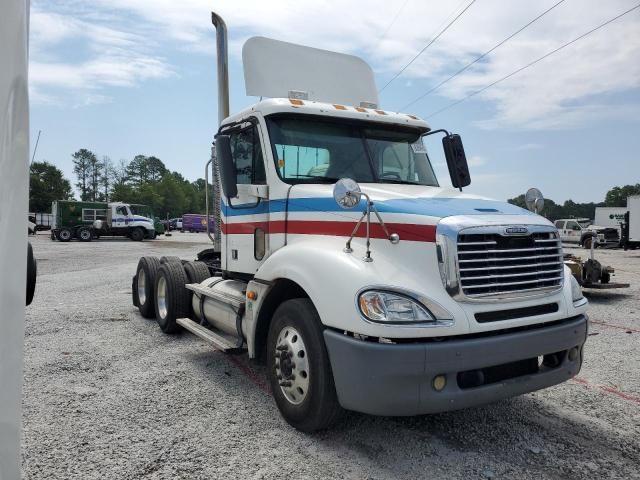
[29,0,640,204]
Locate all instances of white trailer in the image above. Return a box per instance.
[594,207,627,229]
[131,13,588,432]
[622,195,640,249]
[0,0,31,476]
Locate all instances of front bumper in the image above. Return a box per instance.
[324,315,587,416]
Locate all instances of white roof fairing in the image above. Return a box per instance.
[242,37,379,108]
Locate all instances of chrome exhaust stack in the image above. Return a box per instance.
[207,12,228,250]
[211,12,230,125]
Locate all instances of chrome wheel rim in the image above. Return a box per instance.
[274,326,310,405]
[81,230,90,240]
[137,269,146,305]
[60,230,70,240]
[156,276,167,319]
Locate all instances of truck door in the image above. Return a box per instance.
[112,205,129,229]
[554,220,565,241]
[564,220,581,243]
[222,121,268,273]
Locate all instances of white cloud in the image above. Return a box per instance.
[30,0,640,126]
[29,7,174,106]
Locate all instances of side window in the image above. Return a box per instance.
[565,221,580,231]
[116,206,127,216]
[230,126,266,185]
[554,220,565,229]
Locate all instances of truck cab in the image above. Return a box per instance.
[132,24,588,432]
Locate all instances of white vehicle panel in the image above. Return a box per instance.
[243,37,378,108]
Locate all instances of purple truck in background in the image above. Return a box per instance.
[182,214,216,233]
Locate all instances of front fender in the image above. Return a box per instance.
[255,236,471,338]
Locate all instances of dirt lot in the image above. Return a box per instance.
[21,233,640,479]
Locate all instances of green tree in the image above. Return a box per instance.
[604,184,640,207]
[29,161,74,212]
[72,148,97,200]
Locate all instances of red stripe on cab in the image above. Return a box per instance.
[221,220,435,242]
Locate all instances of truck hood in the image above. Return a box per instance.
[132,215,153,223]
[285,183,536,221]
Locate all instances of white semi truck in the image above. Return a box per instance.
[131,13,589,432]
[51,200,156,241]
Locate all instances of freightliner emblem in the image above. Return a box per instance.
[504,226,528,235]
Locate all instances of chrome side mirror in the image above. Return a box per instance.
[333,178,361,209]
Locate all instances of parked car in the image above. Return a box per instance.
[168,218,183,231]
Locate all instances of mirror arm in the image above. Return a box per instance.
[422,128,450,138]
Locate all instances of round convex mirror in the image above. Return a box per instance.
[333,178,362,209]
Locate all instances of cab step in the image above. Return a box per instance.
[176,317,243,352]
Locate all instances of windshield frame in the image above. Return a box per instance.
[264,113,437,187]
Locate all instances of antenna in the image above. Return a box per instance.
[30,129,41,164]
[525,187,544,214]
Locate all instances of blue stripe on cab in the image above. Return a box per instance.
[221,196,532,218]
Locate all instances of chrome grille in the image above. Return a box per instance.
[457,229,563,299]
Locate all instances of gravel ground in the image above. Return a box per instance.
[22,233,640,479]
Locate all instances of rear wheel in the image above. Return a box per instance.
[131,228,144,241]
[154,262,189,334]
[57,228,72,242]
[26,242,37,306]
[267,298,343,432]
[135,256,161,318]
[78,227,93,242]
[160,256,181,264]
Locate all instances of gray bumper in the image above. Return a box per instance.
[324,315,587,416]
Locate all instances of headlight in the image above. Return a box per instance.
[358,290,435,324]
[570,275,585,304]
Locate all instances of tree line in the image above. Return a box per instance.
[507,183,640,220]
[29,149,211,218]
[29,149,640,222]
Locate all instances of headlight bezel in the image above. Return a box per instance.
[570,274,587,307]
[356,287,454,327]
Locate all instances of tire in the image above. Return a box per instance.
[267,298,343,433]
[160,256,182,264]
[26,242,37,306]
[135,256,161,318]
[50,232,55,241]
[182,261,212,320]
[57,228,73,242]
[183,261,211,284]
[583,237,592,249]
[154,262,189,333]
[130,228,144,241]
[78,227,93,242]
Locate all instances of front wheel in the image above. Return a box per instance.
[131,228,144,241]
[267,298,343,433]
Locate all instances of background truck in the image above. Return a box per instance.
[51,200,155,242]
[554,218,619,248]
[131,13,588,432]
[182,213,215,233]
[594,207,627,230]
[621,195,640,249]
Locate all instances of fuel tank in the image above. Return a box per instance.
[191,278,247,338]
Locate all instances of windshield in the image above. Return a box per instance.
[266,116,438,186]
